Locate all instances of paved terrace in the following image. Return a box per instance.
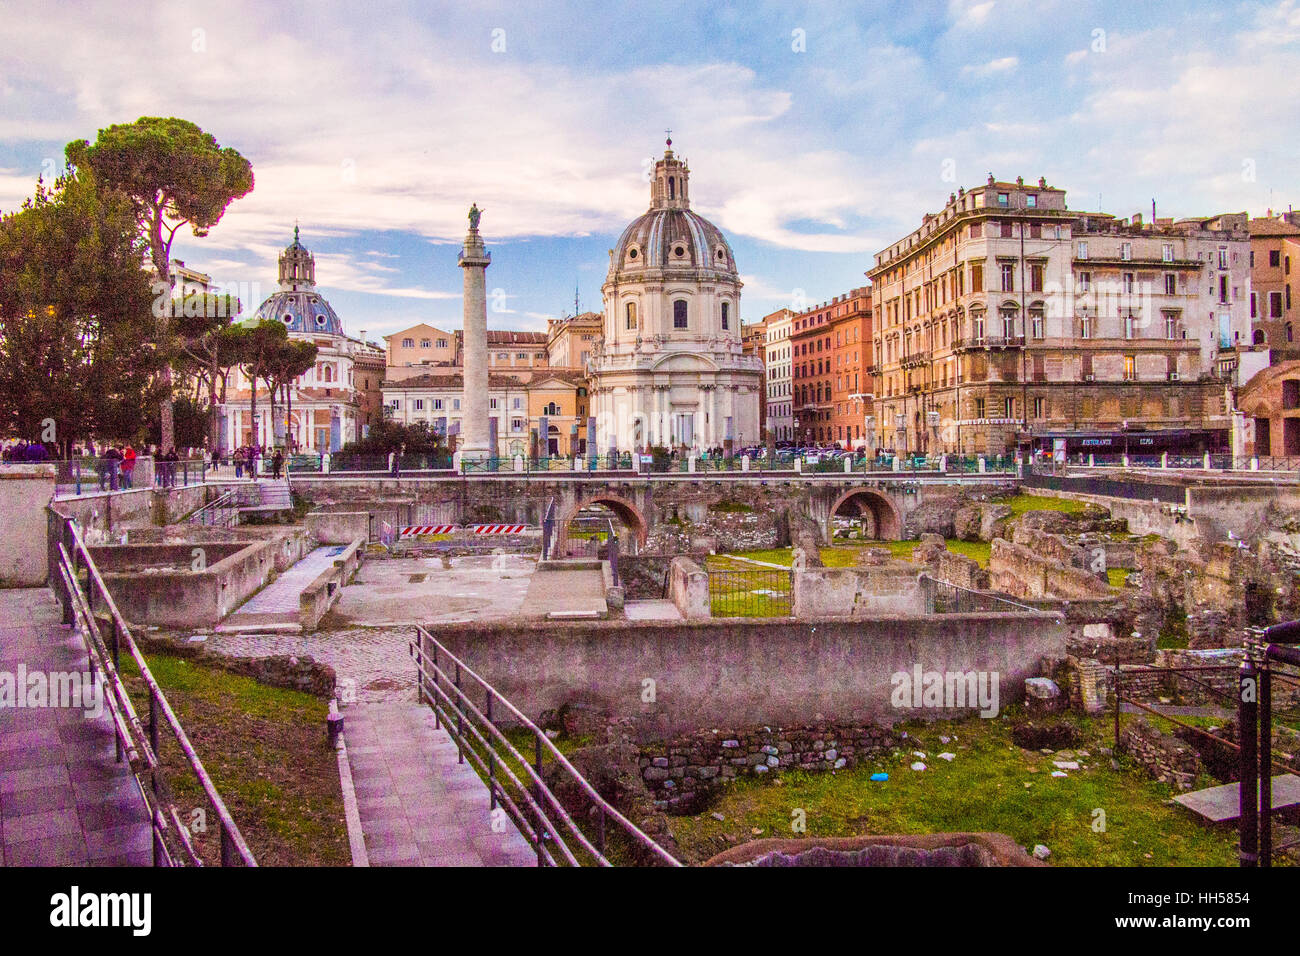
[0,589,152,865]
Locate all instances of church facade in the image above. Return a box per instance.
[219,230,385,453]
[590,143,762,453]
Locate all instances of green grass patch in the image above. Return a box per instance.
[725,538,992,569]
[667,714,1241,867]
[996,493,1089,517]
[119,652,349,867]
[1106,568,1130,588]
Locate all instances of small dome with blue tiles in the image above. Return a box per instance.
[247,227,345,336]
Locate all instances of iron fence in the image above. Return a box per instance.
[410,626,680,867]
[188,490,239,528]
[50,513,256,867]
[919,575,1039,614]
[707,567,793,617]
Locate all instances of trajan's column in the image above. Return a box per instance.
[458,203,491,461]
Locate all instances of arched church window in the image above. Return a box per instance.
[626,302,637,331]
[673,300,688,329]
[721,302,730,330]
[668,177,676,200]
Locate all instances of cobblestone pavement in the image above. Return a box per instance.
[0,589,153,866]
[343,702,537,866]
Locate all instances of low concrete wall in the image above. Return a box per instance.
[1187,485,1300,544]
[0,465,56,586]
[792,564,923,617]
[668,556,710,619]
[306,511,370,544]
[299,538,365,629]
[97,529,312,627]
[425,613,1066,739]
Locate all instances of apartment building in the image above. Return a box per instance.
[1250,212,1300,361]
[867,175,1252,457]
[762,308,795,442]
[790,288,874,448]
[741,315,768,441]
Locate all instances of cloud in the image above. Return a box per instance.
[964,56,1020,77]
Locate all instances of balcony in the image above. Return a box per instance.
[899,352,929,370]
[950,335,1024,352]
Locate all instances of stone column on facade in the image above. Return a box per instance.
[458,206,491,461]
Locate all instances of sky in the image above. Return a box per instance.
[2,0,1298,343]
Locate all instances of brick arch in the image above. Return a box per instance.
[554,493,648,556]
[827,487,903,541]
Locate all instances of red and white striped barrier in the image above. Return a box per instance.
[469,524,526,535]
[400,525,459,537]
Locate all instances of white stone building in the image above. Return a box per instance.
[589,142,762,453]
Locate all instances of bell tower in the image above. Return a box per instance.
[278,225,317,292]
[650,136,690,210]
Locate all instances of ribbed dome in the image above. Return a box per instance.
[248,290,344,336]
[612,207,737,274]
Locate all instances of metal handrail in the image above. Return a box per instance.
[188,490,238,527]
[919,574,1042,614]
[54,516,256,866]
[410,625,680,867]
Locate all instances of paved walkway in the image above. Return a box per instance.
[342,702,537,866]
[0,589,152,866]
[217,545,345,631]
[624,599,684,621]
[523,567,608,620]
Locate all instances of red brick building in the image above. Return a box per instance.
[791,287,874,448]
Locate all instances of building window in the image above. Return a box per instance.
[1162,243,1174,262]
[433,399,443,410]
[1030,263,1044,292]
[1219,249,1229,269]
[511,418,524,431]
[1033,396,1045,418]
[1287,322,1294,343]
[1005,397,1014,419]
[1271,292,1284,318]
[402,338,414,348]
[1164,273,1176,295]
[1031,310,1044,339]
[1122,272,1134,294]
[1270,249,1282,268]
[1078,271,1091,292]
[1080,315,1092,339]
[626,302,637,330]
[673,299,688,329]
[544,402,561,416]
[1123,315,1135,339]
[414,399,424,410]
[436,338,447,348]
[420,339,430,348]
[513,397,522,409]
[489,398,498,410]
[1121,242,1132,261]
[971,263,984,293]
[721,302,730,330]
[1164,313,1177,339]
[453,399,461,410]
[1000,263,1014,292]
[1124,355,1135,380]
[974,397,986,418]
[1026,194,1037,208]
[1077,241,1088,260]
[970,222,983,239]
[517,352,527,360]
[997,192,1009,206]
[1000,221,1013,239]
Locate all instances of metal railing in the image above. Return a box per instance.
[409,626,680,867]
[919,575,1039,614]
[707,567,793,617]
[51,514,256,866]
[188,490,238,528]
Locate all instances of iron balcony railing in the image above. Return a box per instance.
[51,515,256,867]
[409,627,680,867]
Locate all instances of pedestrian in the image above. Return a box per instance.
[272,448,284,480]
[101,445,123,491]
[246,444,257,480]
[122,445,136,489]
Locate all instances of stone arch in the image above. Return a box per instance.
[827,487,903,541]
[554,492,648,556]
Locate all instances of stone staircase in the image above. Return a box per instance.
[237,478,293,514]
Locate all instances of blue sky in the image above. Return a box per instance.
[2,0,1297,342]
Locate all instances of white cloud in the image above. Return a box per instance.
[964,56,1020,77]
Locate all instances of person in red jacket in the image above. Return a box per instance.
[122,445,137,488]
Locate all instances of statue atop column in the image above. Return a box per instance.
[468,203,482,231]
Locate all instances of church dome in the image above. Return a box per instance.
[609,141,737,277]
[247,227,346,336]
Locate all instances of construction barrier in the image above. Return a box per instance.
[399,523,530,538]
[400,525,459,537]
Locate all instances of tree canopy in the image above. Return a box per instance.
[68,117,253,449]
[0,168,164,450]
